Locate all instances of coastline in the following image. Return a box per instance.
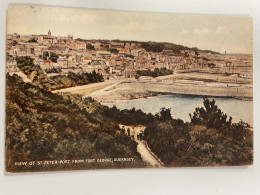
[87,81,253,103]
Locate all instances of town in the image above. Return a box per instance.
[6,30,253,100]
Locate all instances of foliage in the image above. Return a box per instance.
[101,106,156,127]
[86,43,95,50]
[42,52,59,62]
[51,71,104,89]
[140,41,219,54]
[11,40,18,46]
[136,67,173,78]
[49,52,59,63]
[141,42,164,52]
[5,74,145,172]
[28,38,37,43]
[190,98,232,129]
[190,98,252,143]
[104,97,252,167]
[201,49,220,55]
[16,57,104,90]
[143,98,253,166]
[126,54,135,59]
[110,48,119,54]
[45,68,62,74]
[155,108,172,121]
[17,56,58,90]
[43,51,49,60]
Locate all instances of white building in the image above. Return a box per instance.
[75,42,86,50]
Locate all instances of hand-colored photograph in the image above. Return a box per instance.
[5,5,253,172]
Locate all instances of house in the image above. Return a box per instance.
[26,45,35,56]
[137,60,147,69]
[75,41,86,50]
[119,49,129,55]
[114,58,128,66]
[38,36,55,45]
[82,57,92,64]
[57,35,74,45]
[90,60,107,69]
[34,45,48,57]
[43,60,54,69]
[57,56,69,68]
[96,51,111,59]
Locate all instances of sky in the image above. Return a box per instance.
[7,5,253,54]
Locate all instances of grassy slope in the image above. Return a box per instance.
[5,74,145,172]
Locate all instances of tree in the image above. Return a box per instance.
[28,38,37,43]
[141,42,164,52]
[156,108,172,121]
[126,54,135,59]
[49,52,59,63]
[189,98,232,128]
[11,40,18,46]
[86,43,95,50]
[43,51,49,60]
[135,67,173,78]
[110,48,119,54]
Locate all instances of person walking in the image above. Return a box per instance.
[139,131,143,140]
[131,127,135,139]
[121,126,125,134]
[127,127,130,136]
[137,131,140,140]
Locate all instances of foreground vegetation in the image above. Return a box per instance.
[101,100,253,167]
[16,57,104,91]
[5,74,144,172]
[146,101,253,166]
[135,67,173,78]
[6,57,253,171]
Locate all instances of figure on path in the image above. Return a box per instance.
[121,126,125,134]
[131,127,135,139]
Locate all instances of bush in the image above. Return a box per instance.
[136,68,173,78]
[5,74,145,172]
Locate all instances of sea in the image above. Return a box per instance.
[103,94,253,126]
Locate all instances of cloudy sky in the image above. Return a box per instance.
[7,5,253,54]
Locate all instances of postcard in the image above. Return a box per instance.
[5,5,253,172]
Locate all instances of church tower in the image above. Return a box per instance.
[48,29,51,36]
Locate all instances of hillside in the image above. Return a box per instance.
[16,57,104,91]
[5,74,145,172]
[5,57,253,171]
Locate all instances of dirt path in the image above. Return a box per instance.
[86,81,121,98]
[52,79,119,93]
[119,125,164,168]
[137,140,164,168]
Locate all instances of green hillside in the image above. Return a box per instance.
[5,74,145,172]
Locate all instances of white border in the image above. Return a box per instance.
[0,0,259,195]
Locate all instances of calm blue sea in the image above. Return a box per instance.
[103,94,253,125]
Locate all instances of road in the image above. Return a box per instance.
[119,124,164,168]
[86,80,121,98]
[137,140,164,168]
[52,79,120,93]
